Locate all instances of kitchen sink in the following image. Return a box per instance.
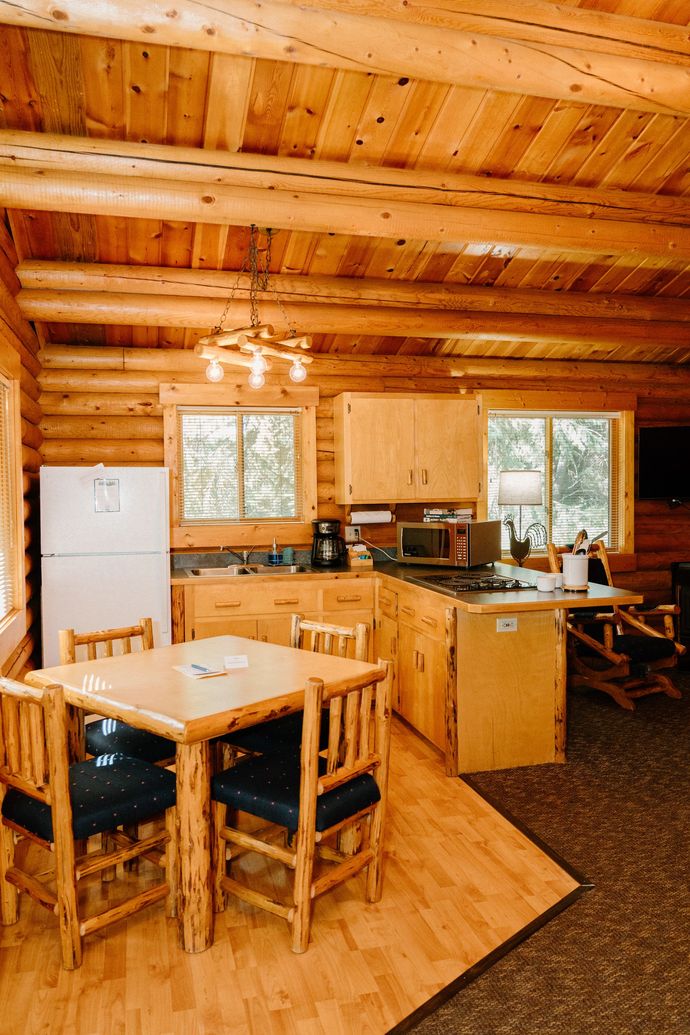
[188,564,310,577]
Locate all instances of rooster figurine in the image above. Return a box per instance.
[503,517,548,566]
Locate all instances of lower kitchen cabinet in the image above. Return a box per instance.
[394,582,453,754]
[179,575,374,657]
[397,623,447,750]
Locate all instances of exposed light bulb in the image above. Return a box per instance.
[247,370,266,390]
[250,349,268,375]
[289,358,307,383]
[205,358,225,383]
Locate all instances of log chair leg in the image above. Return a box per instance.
[0,819,18,925]
[211,801,228,914]
[291,832,315,954]
[165,807,179,919]
[366,810,385,903]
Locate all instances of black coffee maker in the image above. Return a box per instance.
[311,519,346,568]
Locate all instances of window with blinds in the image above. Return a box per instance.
[0,374,17,624]
[177,407,303,524]
[488,410,622,552]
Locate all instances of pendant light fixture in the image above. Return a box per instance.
[195,226,312,388]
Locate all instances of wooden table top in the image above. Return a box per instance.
[25,636,385,745]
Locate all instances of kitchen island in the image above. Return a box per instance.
[172,560,643,774]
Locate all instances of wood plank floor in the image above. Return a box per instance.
[0,720,580,1034]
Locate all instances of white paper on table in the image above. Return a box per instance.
[173,663,225,679]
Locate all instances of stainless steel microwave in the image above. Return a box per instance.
[397,520,502,568]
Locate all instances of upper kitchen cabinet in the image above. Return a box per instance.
[334,393,481,504]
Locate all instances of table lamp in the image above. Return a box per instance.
[498,470,543,564]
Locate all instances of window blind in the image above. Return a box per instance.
[177,406,303,524]
[0,376,16,623]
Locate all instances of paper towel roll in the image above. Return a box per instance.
[349,510,393,524]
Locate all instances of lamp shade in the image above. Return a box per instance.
[497,470,543,506]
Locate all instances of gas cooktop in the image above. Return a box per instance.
[408,571,533,595]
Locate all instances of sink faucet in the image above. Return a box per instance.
[219,546,255,567]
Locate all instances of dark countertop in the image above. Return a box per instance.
[172,557,643,614]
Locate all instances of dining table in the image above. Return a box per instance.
[25,634,386,953]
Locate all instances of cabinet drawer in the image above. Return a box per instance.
[322,582,374,612]
[377,583,398,620]
[192,581,320,617]
[397,585,449,640]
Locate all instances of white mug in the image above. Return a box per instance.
[536,573,556,592]
[562,553,589,590]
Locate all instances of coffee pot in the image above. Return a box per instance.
[311,519,347,568]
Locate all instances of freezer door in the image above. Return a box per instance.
[41,553,171,667]
[40,466,169,555]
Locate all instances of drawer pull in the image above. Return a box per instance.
[274,597,299,605]
[401,606,415,617]
[421,615,438,628]
[215,601,242,609]
[336,594,362,603]
[407,469,413,485]
[421,468,428,485]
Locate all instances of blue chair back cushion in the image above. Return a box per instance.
[1,753,176,843]
[221,710,330,755]
[212,750,380,833]
[86,718,174,764]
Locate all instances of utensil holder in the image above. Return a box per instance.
[562,553,589,591]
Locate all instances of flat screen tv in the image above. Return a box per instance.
[637,425,690,501]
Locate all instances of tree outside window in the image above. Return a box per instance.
[488,412,618,551]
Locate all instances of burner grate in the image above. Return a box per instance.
[410,572,533,593]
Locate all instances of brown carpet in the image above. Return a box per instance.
[409,677,690,1035]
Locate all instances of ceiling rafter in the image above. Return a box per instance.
[2,132,690,261]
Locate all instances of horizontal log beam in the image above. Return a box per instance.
[18,261,690,324]
[3,133,689,226]
[1,1,688,114]
[39,344,690,389]
[20,292,690,348]
[2,133,690,259]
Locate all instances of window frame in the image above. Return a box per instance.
[0,334,27,664]
[480,391,635,558]
[161,383,319,549]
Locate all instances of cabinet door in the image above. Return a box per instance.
[341,396,416,502]
[375,613,398,709]
[398,623,446,750]
[256,614,295,646]
[414,397,480,500]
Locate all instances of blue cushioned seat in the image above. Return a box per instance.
[221,710,330,755]
[613,634,676,664]
[1,753,176,843]
[85,718,175,764]
[212,749,380,833]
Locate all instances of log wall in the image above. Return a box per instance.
[38,345,690,606]
[0,213,42,676]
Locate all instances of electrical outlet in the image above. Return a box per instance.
[345,525,361,542]
[496,617,518,632]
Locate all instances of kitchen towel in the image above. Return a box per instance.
[349,510,394,524]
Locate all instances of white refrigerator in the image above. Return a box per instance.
[40,466,172,667]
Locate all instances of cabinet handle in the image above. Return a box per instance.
[421,468,428,485]
[401,606,415,617]
[274,597,299,605]
[421,615,437,628]
[417,651,425,673]
[215,601,242,609]
[336,594,362,603]
[407,469,413,485]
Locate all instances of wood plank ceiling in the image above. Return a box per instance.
[0,0,689,365]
